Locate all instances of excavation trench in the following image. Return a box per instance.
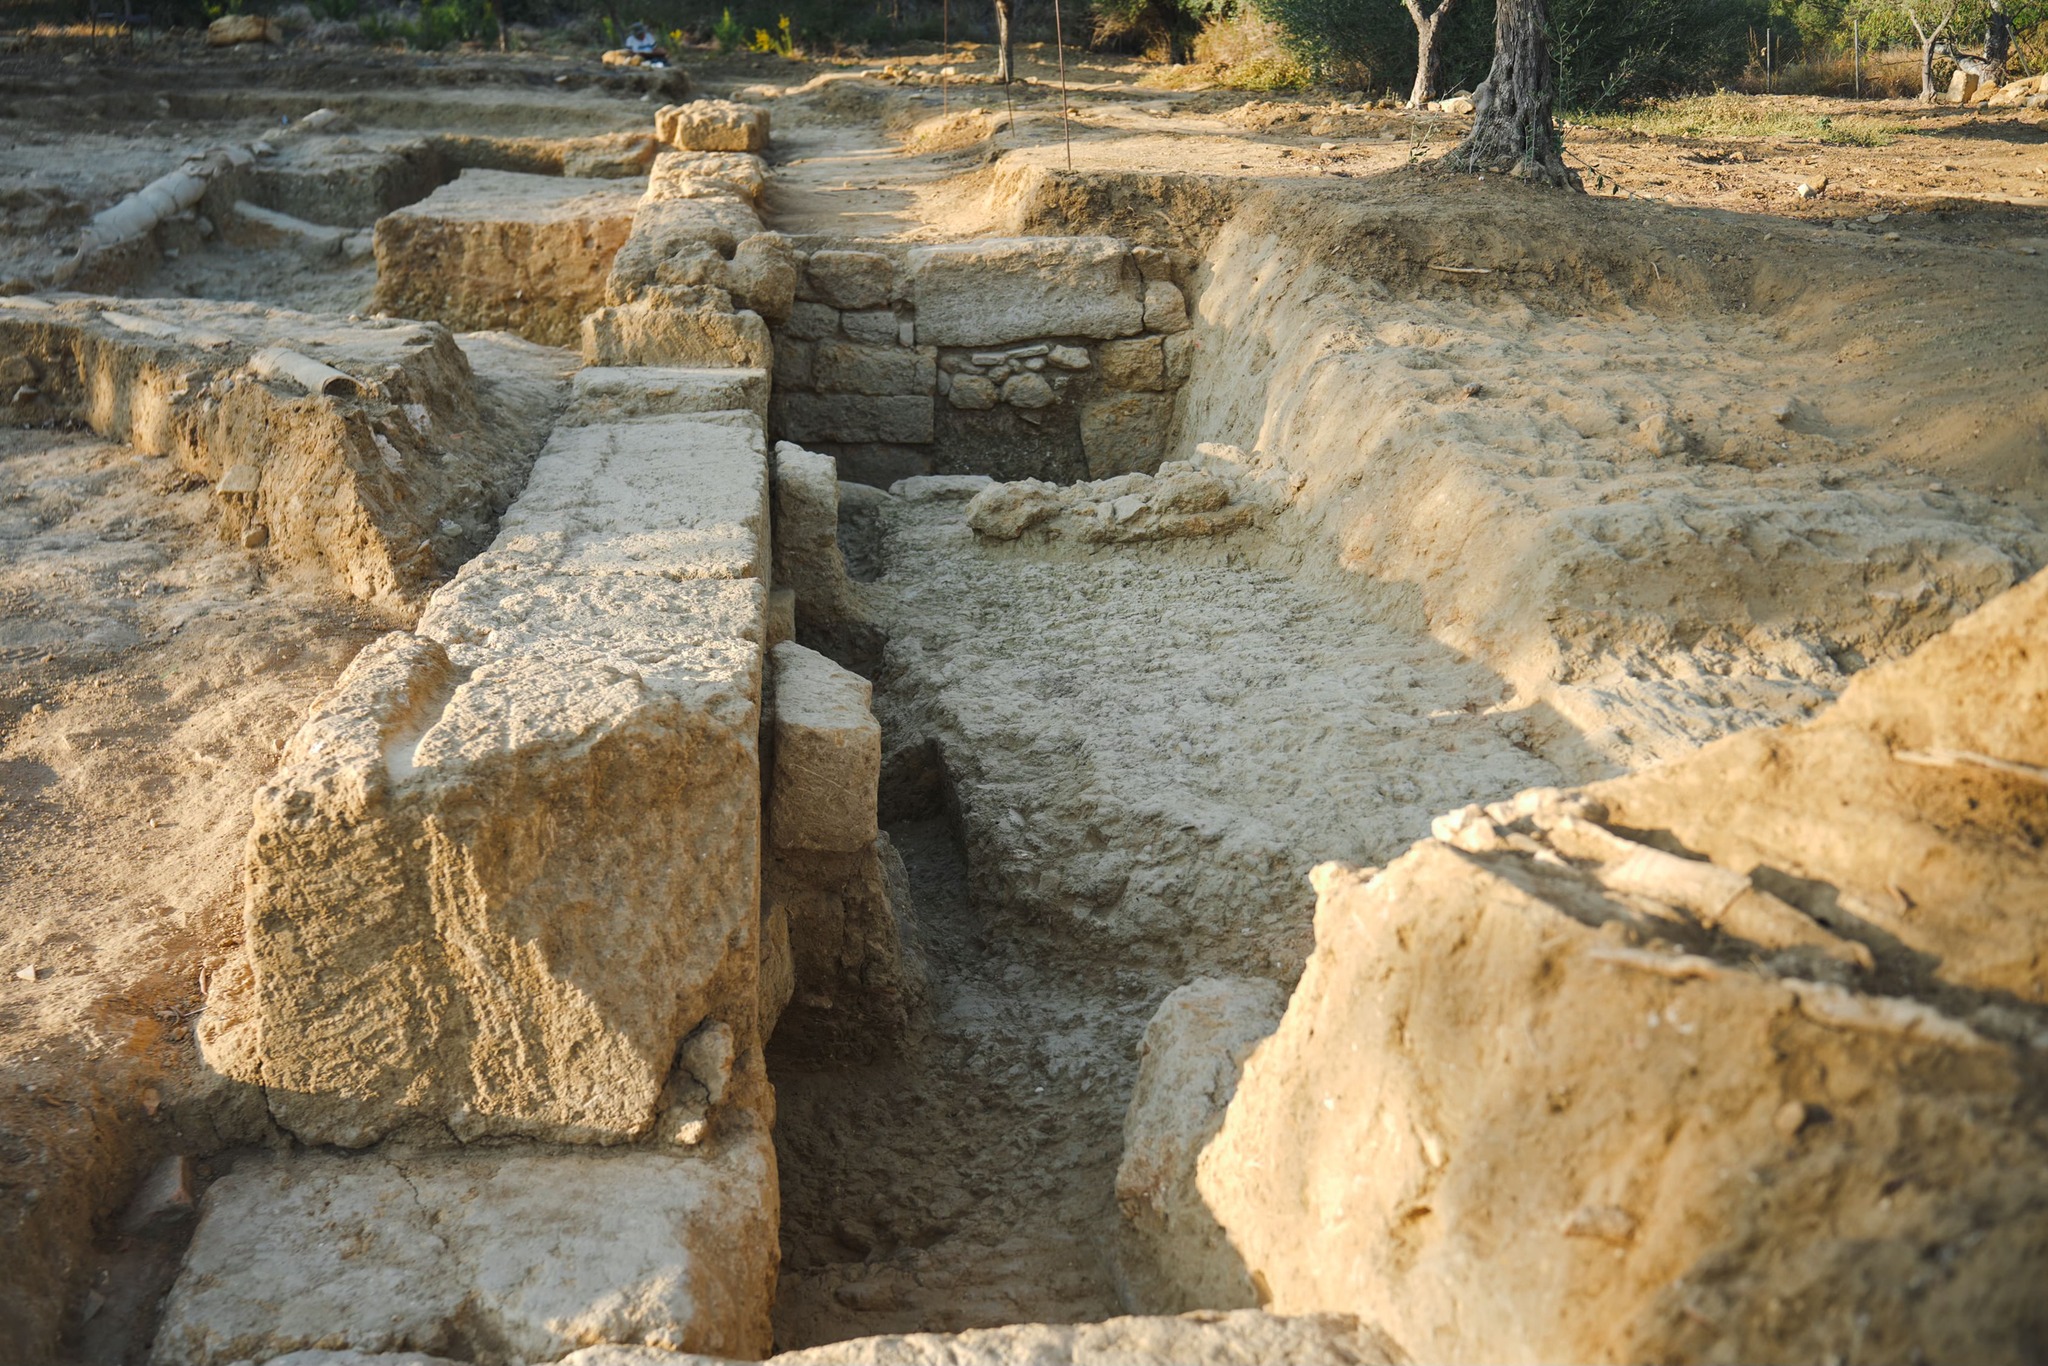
[6,65,2048,1366]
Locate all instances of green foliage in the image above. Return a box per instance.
[308,0,361,20]
[1246,0,1770,108]
[751,11,796,51]
[1092,0,1235,61]
[359,0,497,49]
[712,5,743,48]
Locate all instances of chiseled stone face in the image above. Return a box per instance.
[906,237,1145,347]
[149,1135,778,1366]
[768,642,880,855]
[242,574,766,1148]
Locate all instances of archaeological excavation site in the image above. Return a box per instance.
[3,27,2047,1366]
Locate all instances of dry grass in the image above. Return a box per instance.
[1577,92,1915,146]
[1733,45,1926,100]
[1140,11,1313,92]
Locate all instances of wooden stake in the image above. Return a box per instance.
[942,0,950,117]
[1053,0,1072,170]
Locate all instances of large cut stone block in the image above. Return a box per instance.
[607,198,765,300]
[772,442,859,626]
[369,170,641,348]
[475,416,768,582]
[657,99,771,152]
[582,289,773,370]
[238,575,765,1147]
[812,340,936,396]
[906,237,1145,346]
[149,1134,776,1366]
[768,642,879,854]
[564,366,771,426]
[648,149,769,204]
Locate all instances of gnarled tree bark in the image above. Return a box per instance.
[1403,0,1460,108]
[1908,1,1961,102]
[1453,0,1577,188]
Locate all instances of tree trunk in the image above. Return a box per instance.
[995,0,1014,82]
[1986,2,2012,85]
[491,0,507,52]
[1454,0,1576,187]
[1909,4,1958,102]
[1404,0,1457,108]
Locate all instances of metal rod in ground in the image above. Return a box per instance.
[1053,0,1072,171]
[1004,72,1015,130]
[942,0,950,117]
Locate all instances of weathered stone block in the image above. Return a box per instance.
[774,334,815,389]
[907,236,1144,346]
[1080,393,1173,477]
[581,288,773,370]
[785,300,841,341]
[478,416,768,582]
[727,233,798,324]
[560,132,659,179]
[769,642,880,854]
[647,149,769,204]
[149,1136,776,1366]
[656,99,771,153]
[606,197,765,301]
[842,308,903,345]
[947,373,998,410]
[370,170,640,348]
[772,442,859,626]
[1163,332,1196,386]
[1119,977,1285,1314]
[1143,280,1190,333]
[812,340,937,396]
[236,579,765,1147]
[772,393,934,445]
[564,366,770,426]
[803,250,895,310]
[1099,336,1166,391]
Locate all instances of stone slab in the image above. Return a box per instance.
[150,1136,776,1366]
[906,237,1144,347]
[479,416,769,581]
[565,366,772,426]
[768,642,880,854]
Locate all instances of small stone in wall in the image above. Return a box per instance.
[948,375,999,410]
[1143,281,1190,334]
[1099,336,1166,392]
[1001,373,1056,409]
[1048,345,1090,370]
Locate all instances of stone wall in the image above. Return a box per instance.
[769,236,1198,487]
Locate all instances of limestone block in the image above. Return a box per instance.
[1162,332,1196,386]
[1080,393,1173,478]
[947,374,998,410]
[769,642,880,854]
[907,237,1144,346]
[564,366,771,426]
[648,149,770,204]
[205,13,278,43]
[1099,336,1166,392]
[771,393,934,445]
[1001,373,1056,408]
[774,335,815,389]
[841,309,902,345]
[804,250,896,310]
[785,300,841,340]
[1142,281,1190,333]
[891,474,994,502]
[657,100,772,153]
[756,1312,1405,1364]
[370,170,641,348]
[766,586,797,646]
[812,340,937,396]
[561,132,660,179]
[476,416,768,582]
[582,288,773,370]
[607,198,766,300]
[149,1136,776,1366]
[772,442,859,625]
[728,234,799,325]
[1118,978,1286,1313]
[239,580,765,1147]
[767,831,925,1039]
